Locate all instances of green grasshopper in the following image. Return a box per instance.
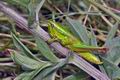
[48,20,107,64]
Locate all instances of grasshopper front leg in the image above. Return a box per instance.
[47,37,60,44]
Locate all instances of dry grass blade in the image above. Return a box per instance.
[87,0,120,22]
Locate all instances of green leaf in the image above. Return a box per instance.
[104,37,120,65]
[14,71,33,80]
[66,17,90,45]
[5,0,29,12]
[5,0,29,8]
[89,27,98,46]
[28,0,45,26]
[99,33,120,80]
[35,36,59,63]
[112,69,120,80]
[100,57,120,79]
[41,72,56,80]
[105,37,120,48]
[34,54,71,80]
[15,65,53,80]
[106,22,118,41]
[107,47,120,65]
[11,51,51,70]
[63,71,89,80]
[11,32,39,61]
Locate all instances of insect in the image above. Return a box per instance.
[48,20,107,64]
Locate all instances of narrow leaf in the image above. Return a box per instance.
[100,56,120,79]
[42,72,56,80]
[11,32,39,61]
[63,71,89,80]
[34,54,71,80]
[11,51,51,70]
[35,36,59,62]
[89,27,98,46]
[106,22,118,42]
[104,37,120,65]
[66,17,90,45]
[15,64,52,80]
[28,0,45,26]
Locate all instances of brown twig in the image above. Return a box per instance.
[0,33,36,47]
[83,5,92,25]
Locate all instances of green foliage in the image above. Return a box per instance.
[63,71,89,80]
[66,17,90,45]
[11,32,71,80]
[11,51,51,70]
[89,27,97,46]
[11,32,39,61]
[35,35,59,63]
[66,17,120,80]
[4,0,29,12]
[34,57,70,80]
[100,57,120,79]
[106,22,118,41]
[28,0,45,26]
[98,22,120,79]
